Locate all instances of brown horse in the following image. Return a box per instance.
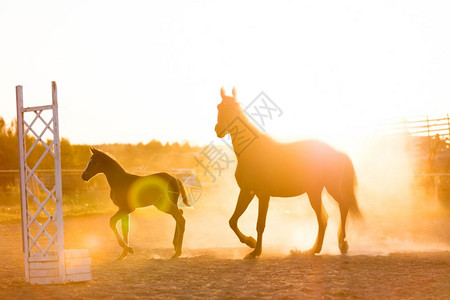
[215,87,361,258]
[81,148,189,260]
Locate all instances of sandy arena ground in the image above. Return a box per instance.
[1,211,449,299]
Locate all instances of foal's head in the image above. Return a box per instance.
[215,87,242,138]
[81,148,107,181]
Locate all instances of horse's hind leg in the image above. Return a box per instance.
[170,207,185,258]
[172,209,183,251]
[307,191,328,254]
[172,223,179,251]
[327,187,350,254]
[338,204,349,254]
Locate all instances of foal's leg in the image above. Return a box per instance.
[169,207,185,259]
[116,214,131,261]
[172,209,183,250]
[172,222,179,251]
[110,210,134,255]
[306,191,328,254]
[229,190,256,248]
[245,195,270,259]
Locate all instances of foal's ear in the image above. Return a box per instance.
[232,87,237,100]
[220,87,226,100]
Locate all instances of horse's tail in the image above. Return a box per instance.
[176,177,191,207]
[340,154,362,219]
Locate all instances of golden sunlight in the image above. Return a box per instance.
[1,1,450,298]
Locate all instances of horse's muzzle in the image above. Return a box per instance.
[81,172,90,181]
[215,124,227,138]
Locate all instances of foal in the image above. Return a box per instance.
[82,148,189,259]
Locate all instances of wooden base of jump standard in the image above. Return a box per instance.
[28,249,92,285]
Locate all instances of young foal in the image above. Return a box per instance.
[82,148,189,259]
[216,87,361,259]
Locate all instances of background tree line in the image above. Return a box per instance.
[0,116,208,219]
[0,116,202,179]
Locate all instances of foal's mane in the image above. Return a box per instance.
[94,149,125,170]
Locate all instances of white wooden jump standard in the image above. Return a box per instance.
[16,81,91,285]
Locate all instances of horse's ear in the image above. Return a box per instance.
[90,147,97,154]
[220,87,226,100]
[232,87,237,100]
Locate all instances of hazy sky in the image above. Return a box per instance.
[1,0,449,146]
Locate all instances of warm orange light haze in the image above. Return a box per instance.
[0,1,449,146]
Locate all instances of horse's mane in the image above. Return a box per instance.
[95,149,125,171]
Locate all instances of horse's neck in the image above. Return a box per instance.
[228,111,264,159]
[102,160,127,187]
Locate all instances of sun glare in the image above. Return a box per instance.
[83,234,102,250]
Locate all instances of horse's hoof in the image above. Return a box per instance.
[289,249,302,256]
[171,252,181,259]
[339,241,348,255]
[115,253,128,261]
[244,250,260,259]
[114,249,129,261]
[244,249,261,259]
[303,248,317,256]
[127,247,134,254]
[244,236,257,248]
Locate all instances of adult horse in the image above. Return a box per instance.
[82,148,189,260]
[215,87,361,259]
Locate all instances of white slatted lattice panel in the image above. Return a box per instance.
[16,82,91,284]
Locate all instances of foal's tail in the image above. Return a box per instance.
[176,178,191,207]
[340,155,362,219]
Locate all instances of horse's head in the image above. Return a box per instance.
[81,148,104,181]
[215,87,241,138]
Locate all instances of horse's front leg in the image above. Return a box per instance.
[229,190,256,248]
[110,210,134,256]
[115,214,131,261]
[245,195,270,259]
